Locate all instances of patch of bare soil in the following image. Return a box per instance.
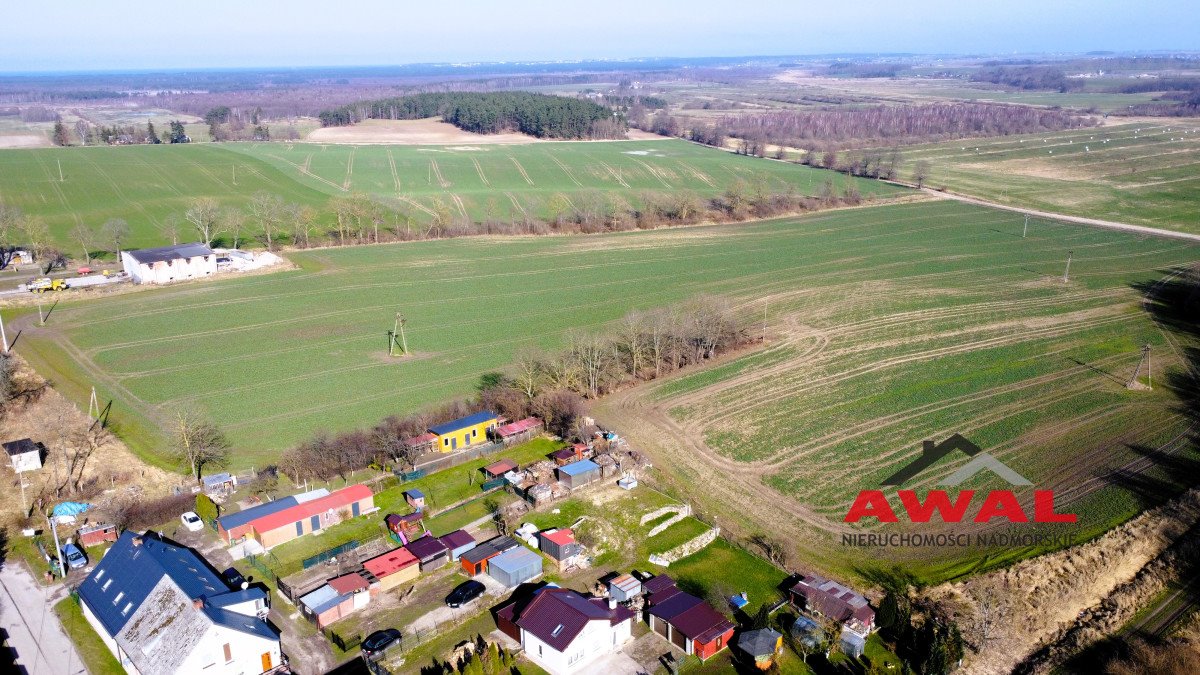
[927,489,1200,675]
[306,118,542,145]
[961,159,1099,182]
[0,355,178,528]
[0,134,51,149]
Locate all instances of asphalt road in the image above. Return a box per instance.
[0,561,86,675]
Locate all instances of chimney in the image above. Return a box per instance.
[131,536,143,547]
[193,598,204,610]
[608,598,617,611]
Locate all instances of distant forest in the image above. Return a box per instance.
[318,92,622,139]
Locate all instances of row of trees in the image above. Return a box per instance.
[318,92,619,139]
[715,103,1095,149]
[52,120,190,146]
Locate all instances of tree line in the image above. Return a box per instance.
[317,92,620,139]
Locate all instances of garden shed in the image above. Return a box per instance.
[537,528,584,566]
[4,438,42,473]
[404,535,450,570]
[487,546,543,587]
[438,530,478,561]
[460,536,519,576]
[608,574,642,602]
[557,459,600,489]
[736,628,783,669]
[362,547,420,591]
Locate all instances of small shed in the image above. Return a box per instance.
[404,489,426,511]
[537,528,584,563]
[840,627,866,659]
[487,547,543,587]
[328,572,373,610]
[550,448,578,466]
[737,628,783,669]
[438,530,478,561]
[493,417,543,445]
[4,438,42,473]
[77,523,118,548]
[460,536,518,576]
[608,574,642,602]
[404,535,450,570]
[557,459,601,489]
[482,459,518,479]
[386,512,425,542]
[402,432,436,456]
[299,585,353,629]
[362,547,420,591]
[201,472,237,495]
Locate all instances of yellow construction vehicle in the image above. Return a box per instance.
[28,278,70,293]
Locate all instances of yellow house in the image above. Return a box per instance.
[429,411,497,452]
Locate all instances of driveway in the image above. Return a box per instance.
[0,561,86,675]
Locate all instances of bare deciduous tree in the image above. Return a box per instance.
[69,224,96,264]
[100,218,130,255]
[170,409,232,482]
[912,160,932,189]
[184,197,223,246]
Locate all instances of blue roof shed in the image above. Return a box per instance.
[557,459,600,488]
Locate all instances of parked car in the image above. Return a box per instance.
[180,511,204,532]
[445,580,486,608]
[223,567,247,588]
[61,543,87,570]
[361,628,401,656]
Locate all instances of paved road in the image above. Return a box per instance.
[0,562,86,675]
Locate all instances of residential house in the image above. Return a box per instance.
[121,243,217,285]
[429,411,497,452]
[404,535,450,570]
[537,529,584,569]
[644,576,735,661]
[362,547,420,591]
[438,530,477,561]
[77,531,282,675]
[736,628,783,670]
[4,438,42,473]
[460,536,519,576]
[496,587,633,675]
[556,460,601,489]
[488,546,543,587]
[788,573,875,631]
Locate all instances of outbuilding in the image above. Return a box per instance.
[404,535,450,570]
[488,546,543,587]
[386,512,425,543]
[250,484,374,549]
[362,547,420,591]
[4,438,42,473]
[299,585,354,629]
[482,459,518,479]
[404,489,426,511]
[557,459,601,489]
[607,574,642,602]
[121,242,217,285]
[493,417,543,445]
[77,523,119,548]
[429,411,497,452]
[736,628,783,670]
[537,529,584,567]
[438,530,477,561]
[460,536,518,576]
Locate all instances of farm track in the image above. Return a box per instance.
[547,153,583,187]
[386,149,402,193]
[471,157,490,187]
[508,157,534,185]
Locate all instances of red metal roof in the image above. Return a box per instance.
[251,484,372,534]
[483,459,518,476]
[328,573,368,594]
[362,547,418,578]
[541,529,575,546]
[404,432,436,446]
[494,417,541,437]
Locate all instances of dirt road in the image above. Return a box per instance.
[923,187,1200,243]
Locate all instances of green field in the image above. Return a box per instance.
[886,121,1200,232]
[14,198,1200,577]
[0,139,899,251]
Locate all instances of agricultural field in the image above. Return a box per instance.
[0,138,898,250]
[881,121,1200,232]
[12,198,1200,580]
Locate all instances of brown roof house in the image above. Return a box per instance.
[495,587,633,674]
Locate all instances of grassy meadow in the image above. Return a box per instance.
[0,139,900,251]
[881,121,1200,231]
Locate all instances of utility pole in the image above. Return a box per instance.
[88,386,100,421]
[1062,250,1073,283]
[57,159,64,182]
[0,312,8,353]
[1128,345,1152,390]
[762,300,768,343]
[397,314,408,355]
[37,300,46,326]
[389,313,408,356]
[1023,214,1029,238]
[47,510,64,579]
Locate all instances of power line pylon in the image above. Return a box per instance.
[1127,344,1151,390]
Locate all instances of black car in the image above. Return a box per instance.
[361,628,401,655]
[445,579,486,608]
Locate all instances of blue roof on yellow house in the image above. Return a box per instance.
[428,411,496,436]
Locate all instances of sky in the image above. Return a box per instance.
[1,0,1198,72]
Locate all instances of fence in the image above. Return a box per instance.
[302,539,360,570]
[326,627,362,653]
[245,554,277,583]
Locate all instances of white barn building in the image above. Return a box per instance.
[121,242,217,284]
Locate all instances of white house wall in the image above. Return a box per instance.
[521,618,632,675]
[80,600,143,675]
[175,624,281,675]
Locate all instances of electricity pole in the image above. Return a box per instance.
[38,300,46,326]
[1062,250,1073,283]
[1023,214,1029,238]
[0,312,8,353]
[390,313,408,356]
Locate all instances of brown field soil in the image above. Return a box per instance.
[304,117,668,145]
[0,134,51,149]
